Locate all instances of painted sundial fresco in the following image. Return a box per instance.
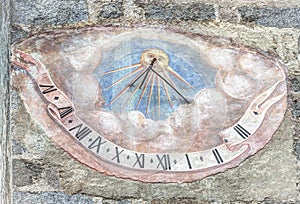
[97,39,214,121]
[11,27,287,182]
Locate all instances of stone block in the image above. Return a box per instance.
[137,2,215,21]
[217,6,241,23]
[98,0,124,19]
[238,7,300,28]
[13,192,94,204]
[12,140,26,155]
[11,0,88,26]
[295,140,300,161]
[43,167,61,189]
[87,0,124,21]
[12,159,42,187]
[10,27,29,43]
[291,77,300,93]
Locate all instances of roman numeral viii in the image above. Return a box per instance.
[68,123,92,140]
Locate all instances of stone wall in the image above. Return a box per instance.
[1,0,299,203]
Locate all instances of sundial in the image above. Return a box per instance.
[12,27,287,182]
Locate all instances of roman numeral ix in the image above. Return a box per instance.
[88,136,107,154]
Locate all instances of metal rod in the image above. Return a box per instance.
[150,67,190,104]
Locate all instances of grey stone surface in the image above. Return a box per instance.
[291,96,300,119]
[217,6,241,23]
[238,7,300,28]
[98,0,124,19]
[0,0,12,203]
[11,0,88,26]
[296,148,300,162]
[138,2,215,21]
[150,198,209,204]
[13,192,94,204]
[10,27,29,44]
[43,167,61,189]
[291,77,300,93]
[12,159,42,187]
[12,140,26,155]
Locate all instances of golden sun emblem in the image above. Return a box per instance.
[100,48,193,116]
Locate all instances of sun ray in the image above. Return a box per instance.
[167,66,193,89]
[123,84,140,109]
[161,79,173,109]
[105,85,131,107]
[139,68,151,89]
[105,66,143,90]
[162,70,178,89]
[135,72,153,110]
[103,63,141,75]
[106,68,148,107]
[162,70,183,103]
[146,73,156,115]
[156,75,161,117]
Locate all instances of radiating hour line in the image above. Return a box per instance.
[135,72,153,110]
[162,80,173,109]
[161,70,185,103]
[157,75,161,117]
[162,70,177,88]
[105,66,143,89]
[150,66,190,104]
[103,63,141,75]
[162,70,181,101]
[146,73,156,115]
[167,66,193,89]
[123,85,140,109]
[139,68,151,89]
[106,68,148,107]
[105,85,131,107]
